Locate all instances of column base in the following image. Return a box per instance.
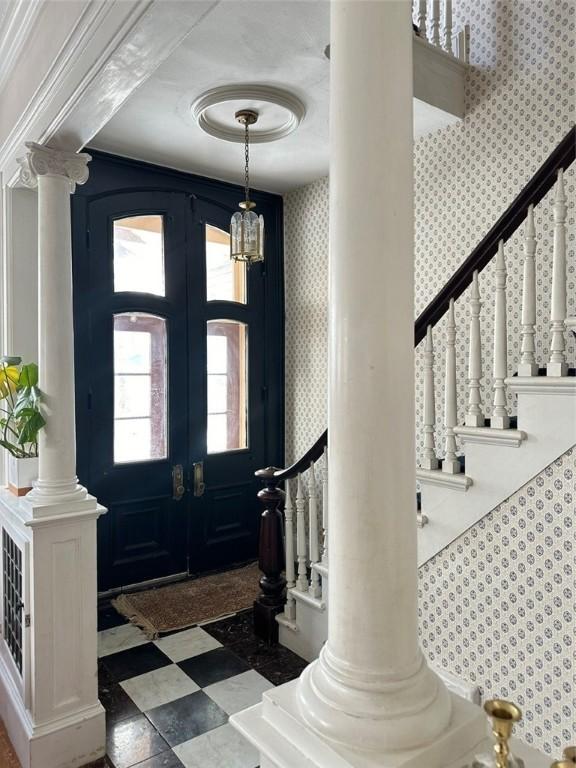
[231,678,486,768]
[295,646,453,753]
[25,477,89,510]
[22,486,102,521]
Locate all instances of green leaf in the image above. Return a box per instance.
[0,365,19,399]
[17,410,45,445]
[0,356,21,366]
[19,363,38,388]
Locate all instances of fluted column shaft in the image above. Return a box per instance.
[18,143,91,503]
[297,0,451,753]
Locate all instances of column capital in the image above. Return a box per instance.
[17,142,91,191]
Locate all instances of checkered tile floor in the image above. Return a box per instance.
[97,605,307,768]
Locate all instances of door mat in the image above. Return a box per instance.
[112,561,261,639]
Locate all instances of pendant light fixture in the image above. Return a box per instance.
[230,109,264,265]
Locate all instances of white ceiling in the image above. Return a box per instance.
[91,0,331,194]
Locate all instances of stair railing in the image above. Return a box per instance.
[253,125,575,644]
[252,433,327,644]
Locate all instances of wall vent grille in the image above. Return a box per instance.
[2,528,23,674]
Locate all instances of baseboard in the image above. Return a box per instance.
[0,652,106,768]
[0,651,33,768]
[432,664,480,704]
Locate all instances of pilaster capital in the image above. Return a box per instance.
[17,142,91,191]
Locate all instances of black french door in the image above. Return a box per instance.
[72,153,284,592]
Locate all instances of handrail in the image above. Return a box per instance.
[265,127,576,478]
[414,125,575,345]
[252,127,575,644]
[273,430,328,481]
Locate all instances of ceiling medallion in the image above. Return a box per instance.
[191,84,306,144]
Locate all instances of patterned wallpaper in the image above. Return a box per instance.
[283,0,576,755]
[419,447,575,756]
[284,0,575,464]
[284,178,329,463]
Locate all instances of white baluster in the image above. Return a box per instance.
[295,473,309,592]
[492,240,509,429]
[547,169,568,377]
[308,461,321,598]
[421,325,439,469]
[430,0,440,45]
[443,0,453,53]
[443,298,460,473]
[417,0,427,37]
[322,446,328,563]
[283,480,296,621]
[518,205,538,376]
[465,271,484,426]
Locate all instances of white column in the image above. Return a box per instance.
[465,271,484,426]
[518,205,538,377]
[297,0,452,752]
[6,142,107,768]
[231,3,485,763]
[421,325,439,469]
[547,169,568,377]
[443,298,461,472]
[18,142,90,505]
[492,239,509,429]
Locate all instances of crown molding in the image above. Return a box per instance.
[0,0,221,184]
[0,0,131,182]
[0,0,43,97]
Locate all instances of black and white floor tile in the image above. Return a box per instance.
[96,606,308,768]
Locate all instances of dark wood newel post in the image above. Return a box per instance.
[253,467,286,645]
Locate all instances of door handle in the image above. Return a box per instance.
[172,464,186,501]
[193,461,206,497]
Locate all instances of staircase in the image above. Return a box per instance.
[252,127,575,677]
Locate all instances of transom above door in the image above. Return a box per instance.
[72,154,284,592]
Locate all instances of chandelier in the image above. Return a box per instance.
[230,110,264,265]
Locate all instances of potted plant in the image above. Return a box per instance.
[0,356,45,496]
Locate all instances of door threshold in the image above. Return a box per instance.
[98,570,189,600]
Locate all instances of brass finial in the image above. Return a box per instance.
[551,746,576,768]
[484,699,522,768]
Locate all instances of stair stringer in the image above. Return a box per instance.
[277,379,575,665]
[417,378,575,566]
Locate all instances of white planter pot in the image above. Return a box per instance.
[7,455,38,496]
